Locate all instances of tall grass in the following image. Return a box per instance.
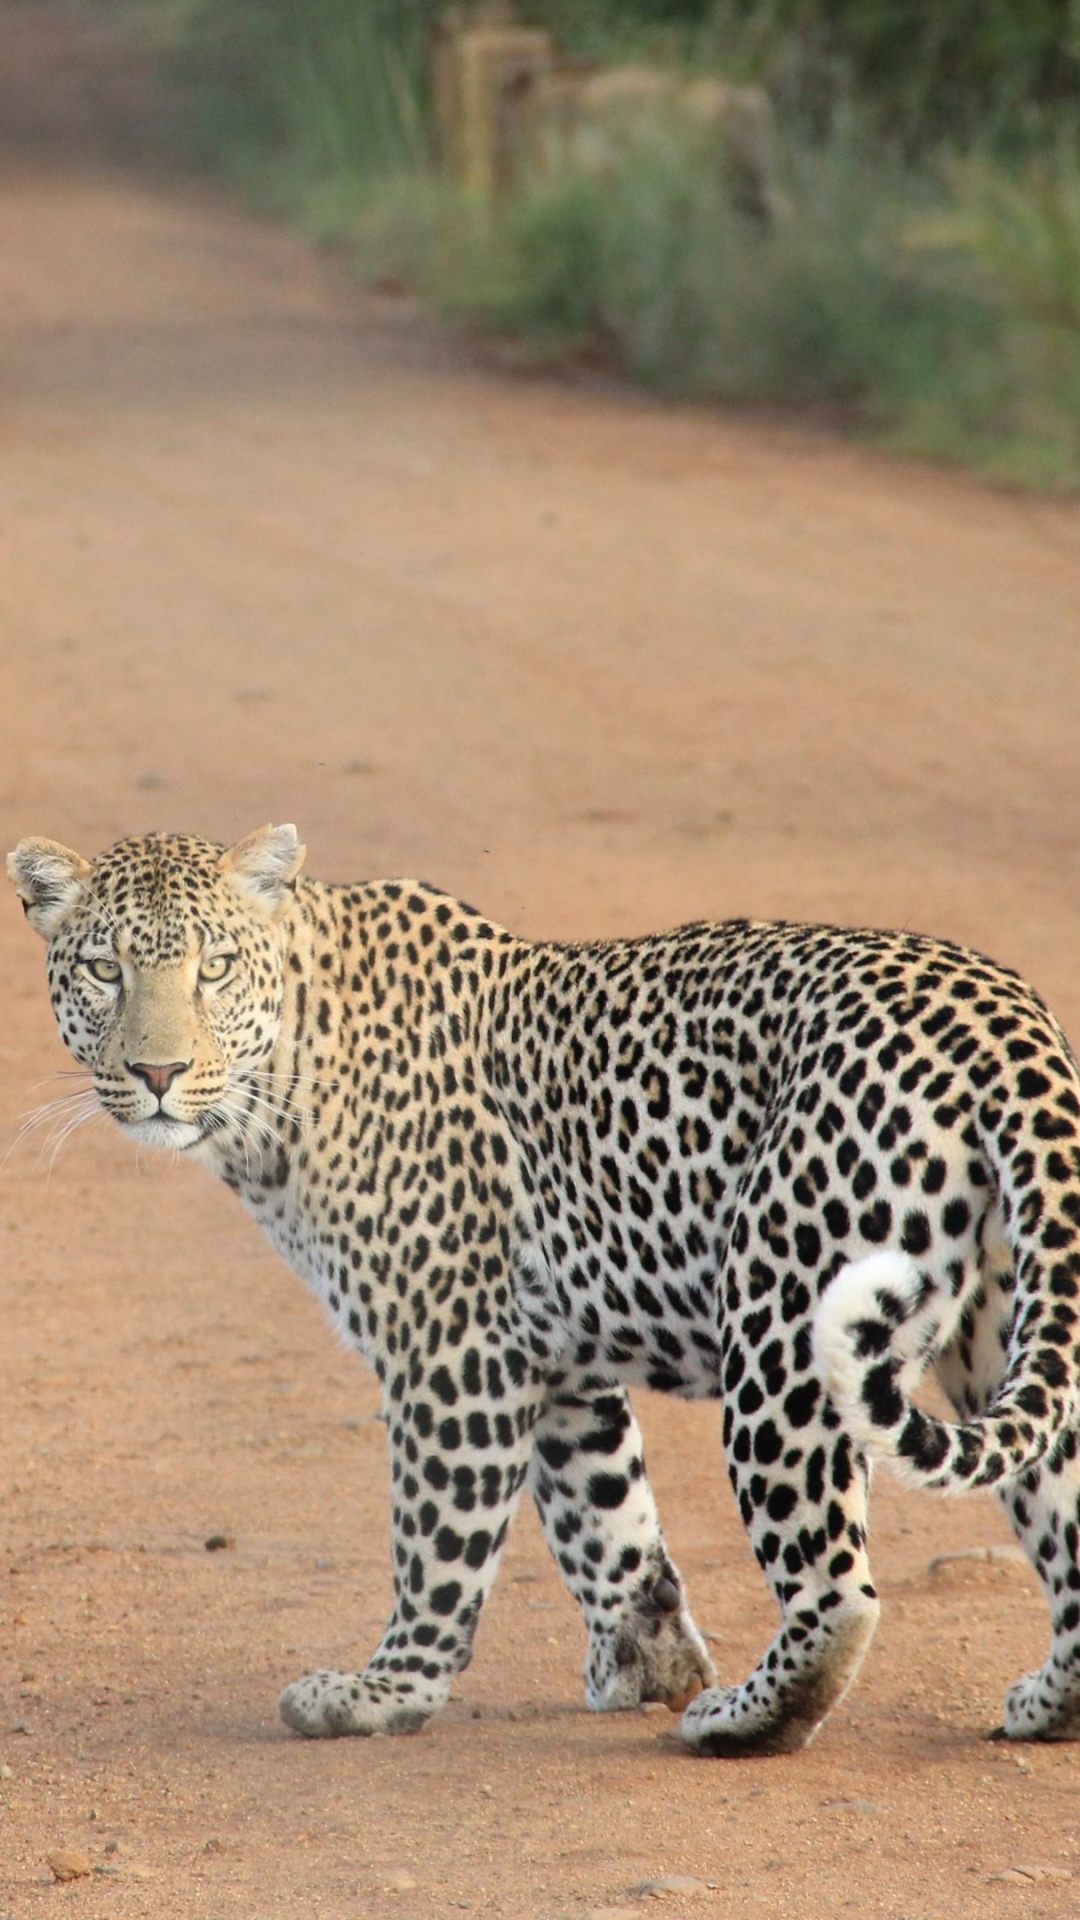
[177,0,434,207]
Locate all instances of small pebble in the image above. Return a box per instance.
[137,771,164,790]
[204,1534,234,1552]
[665,1679,704,1714]
[638,1875,710,1899]
[47,1852,92,1882]
[929,1545,1028,1573]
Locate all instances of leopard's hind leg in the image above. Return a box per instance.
[679,1206,882,1757]
[996,1446,1080,1738]
[680,1417,879,1755]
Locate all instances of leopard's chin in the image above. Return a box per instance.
[120,1114,204,1152]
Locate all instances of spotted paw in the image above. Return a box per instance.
[679,1683,819,1756]
[1003,1670,1080,1742]
[279,1670,431,1739]
[585,1564,715,1714]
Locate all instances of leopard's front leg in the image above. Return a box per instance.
[280,1330,545,1738]
[528,1380,715,1715]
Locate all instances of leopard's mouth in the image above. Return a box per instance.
[119,1111,205,1151]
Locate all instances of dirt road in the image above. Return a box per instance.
[2,7,1080,1916]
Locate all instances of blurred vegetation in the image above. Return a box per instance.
[522,1,1080,146]
[113,0,1080,488]
[161,0,437,183]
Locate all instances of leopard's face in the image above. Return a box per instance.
[8,825,304,1153]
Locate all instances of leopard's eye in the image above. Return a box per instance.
[85,956,121,985]
[199,954,234,984]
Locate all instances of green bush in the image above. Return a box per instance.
[443,118,966,401]
[376,114,1080,487]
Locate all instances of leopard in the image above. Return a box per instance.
[8,823,1080,1755]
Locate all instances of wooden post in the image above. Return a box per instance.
[433,10,552,198]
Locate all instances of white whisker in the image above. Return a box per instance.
[84,884,121,942]
[4,1088,101,1169]
[245,1092,303,1128]
[259,1071,337,1091]
[215,1092,275,1166]
[226,1076,313,1132]
[43,1104,104,1179]
[15,1088,97,1125]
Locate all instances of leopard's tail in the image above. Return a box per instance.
[813,1162,1080,1496]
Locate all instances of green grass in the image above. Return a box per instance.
[167,0,434,189]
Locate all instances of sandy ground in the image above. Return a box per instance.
[2,6,1080,1916]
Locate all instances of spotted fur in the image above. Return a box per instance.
[8,826,1080,1752]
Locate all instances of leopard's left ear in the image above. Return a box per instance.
[7,838,92,939]
[220,824,306,914]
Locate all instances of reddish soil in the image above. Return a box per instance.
[2,6,1080,1916]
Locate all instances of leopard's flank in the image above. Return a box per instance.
[9,826,1080,1752]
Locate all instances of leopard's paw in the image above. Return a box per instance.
[586,1559,715,1714]
[680,1682,817,1756]
[1003,1668,1080,1743]
[279,1670,431,1739]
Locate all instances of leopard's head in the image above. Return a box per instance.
[7,825,305,1152]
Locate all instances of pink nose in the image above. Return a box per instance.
[127,1060,190,1097]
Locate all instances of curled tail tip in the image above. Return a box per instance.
[812,1251,939,1489]
[813,1251,925,1383]
[813,1250,1066,1494]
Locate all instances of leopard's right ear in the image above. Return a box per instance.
[7,838,91,939]
[219,824,306,915]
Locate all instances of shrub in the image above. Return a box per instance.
[448,116,974,404]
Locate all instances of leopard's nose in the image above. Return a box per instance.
[127,1059,191,1097]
